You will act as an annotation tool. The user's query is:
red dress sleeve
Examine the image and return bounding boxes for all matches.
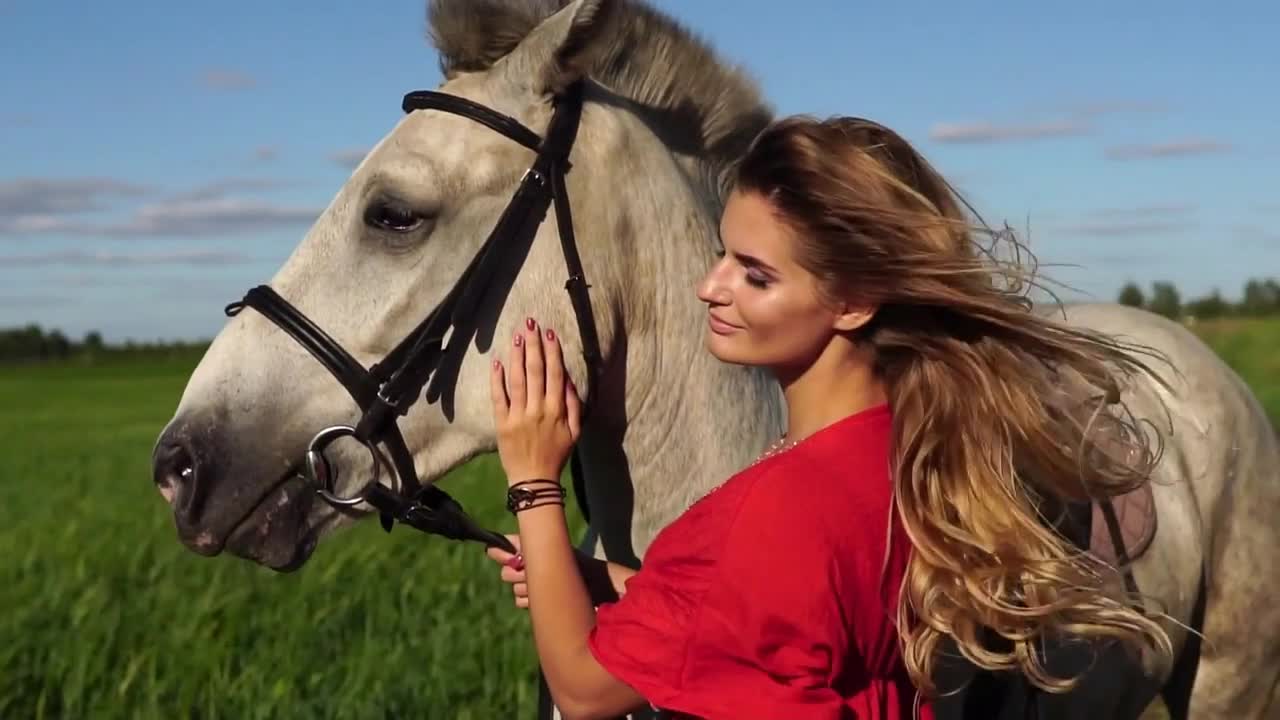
[587,462,864,719]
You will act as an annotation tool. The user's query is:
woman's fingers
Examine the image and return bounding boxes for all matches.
[485,534,529,609]
[543,326,565,418]
[485,535,523,567]
[502,315,574,433]
[506,328,526,414]
[566,377,582,440]
[523,318,545,415]
[489,358,509,422]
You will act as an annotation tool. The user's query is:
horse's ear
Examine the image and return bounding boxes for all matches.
[502,0,618,95]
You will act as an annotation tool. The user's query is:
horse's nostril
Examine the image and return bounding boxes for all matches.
[154,439,197,506]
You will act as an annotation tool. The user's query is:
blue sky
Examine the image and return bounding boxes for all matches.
[2,0,1275,341]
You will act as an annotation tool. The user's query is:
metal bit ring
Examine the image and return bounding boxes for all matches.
[304,425,382,507]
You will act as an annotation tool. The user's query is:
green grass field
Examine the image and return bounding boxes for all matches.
[0,352,586,719]
[1,318,1275,719]
[1187,316,1280,428]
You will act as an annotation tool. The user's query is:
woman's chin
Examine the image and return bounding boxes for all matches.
[704,333,753,366]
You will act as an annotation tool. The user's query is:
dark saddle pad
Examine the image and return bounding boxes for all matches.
[1090,482,1157,570]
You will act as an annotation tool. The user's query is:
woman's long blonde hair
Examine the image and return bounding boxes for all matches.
[732,115,1174,694]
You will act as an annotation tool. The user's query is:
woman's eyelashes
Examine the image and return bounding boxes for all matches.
[745,270,772,289]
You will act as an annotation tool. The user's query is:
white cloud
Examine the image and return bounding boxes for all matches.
[1086,203,1196,218]
[0,249,253,267]
[329,147,369,169]
[1053,220,1193,237]
[0,176,320,237]
[199,69,257,91]
[167,177,295,202]
[115,197,321,236]
[1065,100,1170,116]
[929,120,1090,144]
[1105,139,1232,160]
[0,177,149,217]
[0,113,36,127]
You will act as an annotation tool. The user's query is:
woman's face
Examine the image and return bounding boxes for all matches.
[696,190,844,371]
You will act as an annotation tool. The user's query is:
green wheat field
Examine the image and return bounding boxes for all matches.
[2,318,1276,719]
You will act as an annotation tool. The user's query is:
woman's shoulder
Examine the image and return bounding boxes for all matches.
[756,403,894,502]
[644,404,895,563]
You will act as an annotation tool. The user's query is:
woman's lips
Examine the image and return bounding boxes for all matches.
[708,313,740,335]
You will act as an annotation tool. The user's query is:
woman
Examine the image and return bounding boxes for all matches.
[485,116,1172,719]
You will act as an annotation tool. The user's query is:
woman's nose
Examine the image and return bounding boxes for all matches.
[696,258,731,305]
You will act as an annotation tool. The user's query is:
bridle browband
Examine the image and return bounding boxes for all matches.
[225,81,602,555]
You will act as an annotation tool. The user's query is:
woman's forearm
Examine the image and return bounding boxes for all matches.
[516,505,647,718]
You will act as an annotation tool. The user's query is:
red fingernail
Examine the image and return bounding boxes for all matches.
[505,554,524,570]
[526,317,535,330]
[545,328,555,341]
[493,359,501,370]
[514,333,522,347]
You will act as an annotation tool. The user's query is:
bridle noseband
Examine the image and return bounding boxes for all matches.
[225,81,602,555]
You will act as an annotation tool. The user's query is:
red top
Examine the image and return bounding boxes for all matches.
[587,403,931,720]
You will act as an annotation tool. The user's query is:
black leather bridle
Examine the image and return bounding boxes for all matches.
[225,81,602,556]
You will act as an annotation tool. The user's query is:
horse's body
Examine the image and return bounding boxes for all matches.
[152,1,1279,716]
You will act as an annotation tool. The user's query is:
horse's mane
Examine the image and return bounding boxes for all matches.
[428,0,774,198]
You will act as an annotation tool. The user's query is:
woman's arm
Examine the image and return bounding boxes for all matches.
[489,319,649,719]
[487,537,638,608]
[515,503,650,719]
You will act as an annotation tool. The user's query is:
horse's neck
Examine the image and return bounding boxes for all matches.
[634,339,782,538]
[578,177,785,564]
[580,342,782,565]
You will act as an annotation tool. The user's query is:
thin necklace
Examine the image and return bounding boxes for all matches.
[749,434,799,467]
[691,434,800,506]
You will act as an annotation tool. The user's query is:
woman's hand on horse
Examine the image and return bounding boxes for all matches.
[490,316,582,485]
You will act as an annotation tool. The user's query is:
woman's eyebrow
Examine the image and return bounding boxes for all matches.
[732,251,779,274]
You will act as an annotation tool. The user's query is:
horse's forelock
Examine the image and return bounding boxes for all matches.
[427,0,773,198]
[428,0,567,76]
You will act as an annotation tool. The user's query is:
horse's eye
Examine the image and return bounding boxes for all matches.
[364,202,425,233]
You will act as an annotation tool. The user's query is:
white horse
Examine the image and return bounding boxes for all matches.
[151,1,1280,717]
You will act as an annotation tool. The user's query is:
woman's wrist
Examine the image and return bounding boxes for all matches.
[506,478,566,514]
[506,475,561,489]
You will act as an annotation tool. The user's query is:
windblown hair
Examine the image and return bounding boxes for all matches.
[732,116,1175,695]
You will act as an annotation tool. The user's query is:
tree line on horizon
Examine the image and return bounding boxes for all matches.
[1116,276,1280,322]
[2,276,1277,364]
[0,325,208,365]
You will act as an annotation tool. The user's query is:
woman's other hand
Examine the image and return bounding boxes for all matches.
[486,534,530,609]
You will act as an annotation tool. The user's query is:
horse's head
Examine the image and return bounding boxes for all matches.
[151,0,771,570]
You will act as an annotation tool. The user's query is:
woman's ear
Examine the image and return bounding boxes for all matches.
[833,302,878,333]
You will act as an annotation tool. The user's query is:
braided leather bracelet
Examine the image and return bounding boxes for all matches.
[506,480,566,514]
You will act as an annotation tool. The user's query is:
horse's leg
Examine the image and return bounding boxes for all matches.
[1181,387,1280,718]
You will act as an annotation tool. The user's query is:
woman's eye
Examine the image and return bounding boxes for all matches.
[364,202,425,233]
[746,271,772,289]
